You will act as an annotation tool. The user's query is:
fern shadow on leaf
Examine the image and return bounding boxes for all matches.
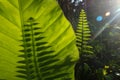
[16,17,57,80]
[16,17,72,80]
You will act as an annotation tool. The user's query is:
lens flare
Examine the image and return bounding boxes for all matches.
[96,16,103,22]
[105,12,110,16]
[93,12,120,40]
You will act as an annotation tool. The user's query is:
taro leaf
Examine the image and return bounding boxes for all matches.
[0,0,79,80]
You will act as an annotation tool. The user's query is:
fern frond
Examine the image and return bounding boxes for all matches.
[16,17,55,80]
[76,9,93,56]
[75,9,95,80]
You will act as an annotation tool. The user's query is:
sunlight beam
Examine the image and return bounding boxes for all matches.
[92,12,120,40]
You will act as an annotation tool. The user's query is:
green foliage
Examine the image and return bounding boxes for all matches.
[75,9,106,80]
[76,9,93,56]
[0,0,79,80]
[92,27,120,80]
[75,9,94,80]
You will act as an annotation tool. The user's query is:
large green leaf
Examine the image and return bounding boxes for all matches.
[0,0,79,80]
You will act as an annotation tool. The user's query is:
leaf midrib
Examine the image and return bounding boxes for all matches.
[18,0,32,79]
[30,21,41,79]
[18,0,43,79]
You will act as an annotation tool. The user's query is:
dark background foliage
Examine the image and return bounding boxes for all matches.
[58,0,120,80]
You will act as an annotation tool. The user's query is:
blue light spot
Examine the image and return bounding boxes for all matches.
[96,16,103,22]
